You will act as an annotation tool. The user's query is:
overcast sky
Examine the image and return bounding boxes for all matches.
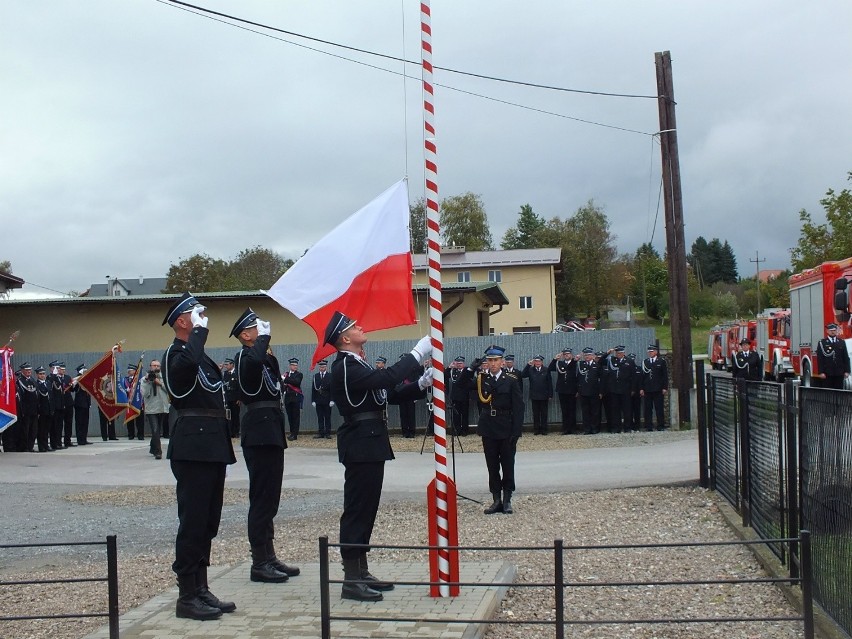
[2,1,850,298]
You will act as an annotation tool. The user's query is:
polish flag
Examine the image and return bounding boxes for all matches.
[266,179,416,367]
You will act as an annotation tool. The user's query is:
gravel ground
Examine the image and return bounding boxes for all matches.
[0,431,806,639]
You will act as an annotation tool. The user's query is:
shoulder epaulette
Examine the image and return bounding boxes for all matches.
[504,371,519,379]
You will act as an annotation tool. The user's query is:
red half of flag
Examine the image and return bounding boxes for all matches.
[77,347,128,421]
[0,347,17,434]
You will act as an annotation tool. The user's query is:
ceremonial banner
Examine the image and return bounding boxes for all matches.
[265,179,416,367]
[0,347,17,434]
[124,355,145,423]
[77,346,128,420]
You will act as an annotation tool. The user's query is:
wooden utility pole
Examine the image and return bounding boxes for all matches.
[750,251,766,313]
[655,51,693,426]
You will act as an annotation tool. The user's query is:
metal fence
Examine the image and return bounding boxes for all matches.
[0,536,119,638]
[705,377,852,638]
[318,535,814,639]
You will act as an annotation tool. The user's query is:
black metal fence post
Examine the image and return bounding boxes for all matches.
[554,539,564,639]
[784,380,799,579]
[707,373,717,490]
[800,530,814,639]
[696,359,709,488]
[106,535,119,639]
[319,536,330,639]
[738,380,751,527]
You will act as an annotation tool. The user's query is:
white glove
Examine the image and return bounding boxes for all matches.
[329,401,335,407]
[190,305,208,328]
[311,401,316,407]
[256,319,271,336]
[411,335,433,363]
[418,367,435,390]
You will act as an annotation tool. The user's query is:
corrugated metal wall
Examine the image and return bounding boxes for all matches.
[13,327,656,436]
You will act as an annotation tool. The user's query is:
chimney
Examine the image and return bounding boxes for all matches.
[139,275,144,285]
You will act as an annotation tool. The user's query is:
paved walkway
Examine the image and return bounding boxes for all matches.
[82,561,516,639]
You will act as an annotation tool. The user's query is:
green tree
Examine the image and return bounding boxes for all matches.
[630,243,669,320]
[689,236,738,286]
[164,254,229,293]
[439,192,493,250]
[409,198,427,253]
[221,246,291,291]
[501,204,546,249]
[0,260,11,273]
[791,172,852,271]
[562,200,618,317]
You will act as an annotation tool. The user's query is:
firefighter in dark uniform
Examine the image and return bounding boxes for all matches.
[448,356,471,436]
[640,344,669,431]
[325,311,433,602]
[577,347,602,434]
[35,366,53,452]
[628,354,642,431]
[601,346,635,433]
[816,322,850,389]
[732,338,762,382]
[222,358,241,438]
[311,359,334,438]
[230,308,300,584]
[457,345,524,514]
[47,361,64,450]
[57,363,76,447]
[162,292,237,621]
[17,364,38,452]
[72,364,91,445]
[549,348,578,434]
[282,358,303,440]
[522,355,553,435]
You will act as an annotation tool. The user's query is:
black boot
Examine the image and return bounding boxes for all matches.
[250,545,289,583]
[266,540,300,577]
[175,573,222,620]
[341,557,383,601]
[196,564,236,613]
[502,490,514,514]
[484,492,503,515]
[358,553,394,591]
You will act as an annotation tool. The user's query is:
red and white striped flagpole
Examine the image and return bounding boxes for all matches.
[421,0,459,598]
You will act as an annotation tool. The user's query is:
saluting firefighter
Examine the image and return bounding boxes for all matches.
[230,308,300,585]
[816,322,851,389]
[602,346,636,434]
[281,358,303,440]
[448,356,471,436]
[549,348,578,435]
[522,354,553,435]
[161,293,237,621]
[458,345,525,515]
[732,338,762,381]
[640,344,669,431]
[325,311,433,602]
[311,359,334,439]
[577,347,602,434]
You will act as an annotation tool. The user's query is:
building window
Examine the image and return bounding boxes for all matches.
[488,270,502,282]
[519,296,533,309]
[457,271,471,283]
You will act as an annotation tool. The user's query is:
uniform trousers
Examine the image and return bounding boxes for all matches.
[643,391,666,430]
[170,460,226,575]
[62,406,74,445]
[99,410,116,440]
[37,414,52,451]
[398,401,416,436]
[50,412,63,449]
[530,399,549,433]
[608,393,632,432]
[315,403,332,435]
[557,393,577,433]
[482,436,516,493]
[451,400,469,435]
[243,445,284,547]
[227,401,241,438]
[22,414,38,451]
[74,406,90,444]
[339,461,385,560]
[285,402,300,437]
[579,395,600,433]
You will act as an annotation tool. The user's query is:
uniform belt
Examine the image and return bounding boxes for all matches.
[245,401,281,411]
[175,409,226,419]
[488,409,513,416]
[345,410,387,423]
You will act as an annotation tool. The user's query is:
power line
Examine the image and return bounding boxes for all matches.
[158,0,660,100]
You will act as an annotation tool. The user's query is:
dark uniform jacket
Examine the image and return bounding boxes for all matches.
[816,336,851,377]
[48,372,63,412]
[223,368,239,403]
[602,355,636,395]
[641,356,669,392]
[731,350,761,381]
[36,378,53,416]
[282,369,303,405]
[17,375,38,416]
[521,364,553,400]
[577,360,602,397]
[311,369,332,405]
[330,351,423,464]
[73,382,91,409]
[458,367,524,439]
[548,358,578,395]
[59,374,74,409]
[163,326,236,465]
[448,367,470,402]
[234,334,287,449]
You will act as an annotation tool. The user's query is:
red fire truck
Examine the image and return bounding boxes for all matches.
[756,308,792,380]
[789,257,852,386]
[707,320,756,371]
